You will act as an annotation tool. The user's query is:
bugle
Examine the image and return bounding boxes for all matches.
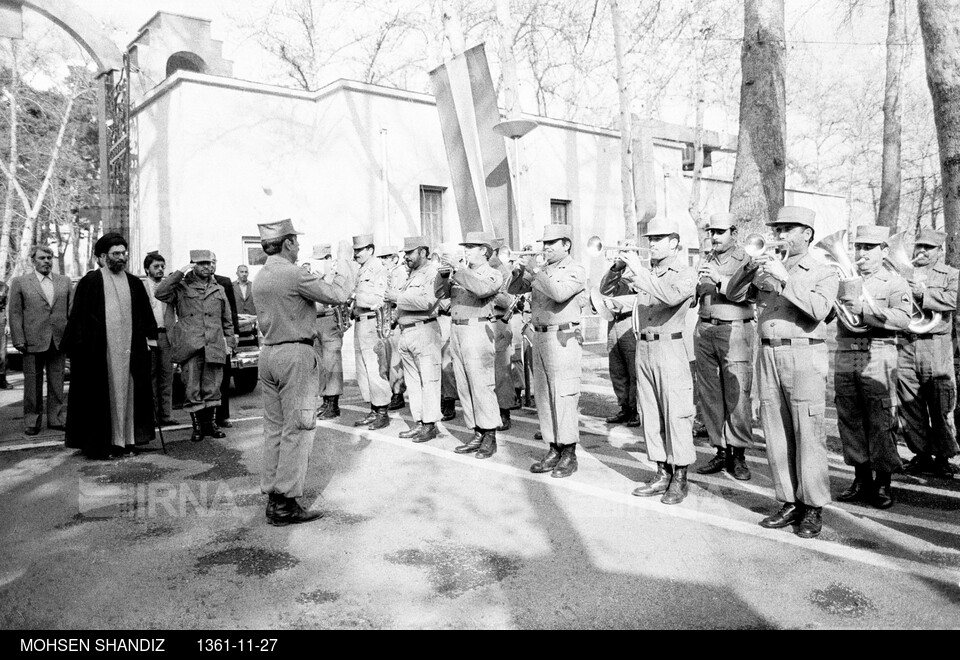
[743,233,790,262]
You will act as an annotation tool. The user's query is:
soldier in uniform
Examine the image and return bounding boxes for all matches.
[598,240,640,428]
[833,224,911,509]
[387,236,441,442]
[253,221,353,526]
[436,231,503,459]
[619,219,697,504]
[351,234,393,430]
[490,238,520,430]
[509,224,587,478]
[693,213,756,481]
[378,245,408,411]
[897,227,960,478]
[727,206,839,539]
[311,244,350,420]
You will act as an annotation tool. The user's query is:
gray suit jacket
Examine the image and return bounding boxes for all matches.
[232,281,257,316]
[9,272,73,352]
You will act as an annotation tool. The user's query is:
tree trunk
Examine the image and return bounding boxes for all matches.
[0,39,19,283]
[878,0,907,228]
[441,0,466,56]
[918,0,960,266]
[729,0,786,234]
[610,0,637,241]
[688,9,708,249]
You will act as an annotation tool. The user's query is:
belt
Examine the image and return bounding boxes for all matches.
[837,337,898,351]
[270,339,314,347]
[699,318,752,326]
[760,338,825,347]
[533,322,580,333]
[399,318,438,330]
[612,311,631,323]
[492,315,510,323]
[900,333,944,342]
[637,332,683,342]
[157,328,166,333]
[356,311,378,320]
[453,317,492,326]
[317,310,336,318]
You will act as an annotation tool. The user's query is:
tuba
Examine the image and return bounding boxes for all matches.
[813,229,876,334]
[884,232,942,334]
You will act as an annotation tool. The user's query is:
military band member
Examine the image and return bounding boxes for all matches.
[897,227,960,478]
[351,234,393,430]
[727,206,839,539]
[379,245,408,411]
[693,213,756,481]
[437,297,458,421]
[311,244,348,420]
[833,224,911,509]
[490,238,519,430]
[619,219,697,504]
[387,237,441,442]
[598,240,640,428]
[436,231,503,459]
[254,221,353,525]
[509,224,587,478]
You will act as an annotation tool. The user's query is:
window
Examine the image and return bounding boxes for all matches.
[550,199,571,225]
[243,236,267,266]
[420,186,445,247]
[687,248,700,267]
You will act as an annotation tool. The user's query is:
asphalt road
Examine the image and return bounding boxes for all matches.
[1,380,959,629]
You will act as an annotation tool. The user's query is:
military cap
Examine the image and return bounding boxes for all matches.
[768,206,815,229]
[460,231,495,248]
[257,219,303,241]
[915,227,946,247]
[541,224,573,242]
[312,244,332,260]
[352,234,375,250]
[376,245,399,258]
[706,212,737,231]
[190,249,215,263]
[853,225,890,245]
[642,218,680,237]
[403,236,429,252]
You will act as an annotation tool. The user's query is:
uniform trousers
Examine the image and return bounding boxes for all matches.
[22,344,66,430]
[694,320,755,449]
[439,316,457,400]
[531,327,582,447]
[314,315,344,396]
[635,337,696,465]
[450,322,500,430]
[181,352,223,413]
[897,334,959,459]
[0,314,8,381]
[494,319,516,409]
[354,317,392,406]
[259,343,319,499]
[835,342,903,473]
[758,342,831,507]
[398,322,442,423]
[150,331,175,420]
[607,317,637,412]
[388,333,405,394]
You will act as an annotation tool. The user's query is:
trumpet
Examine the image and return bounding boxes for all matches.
[498,246,543,260]
[884,231,942,333]
[585,236,649,262]
[743,233,791,262]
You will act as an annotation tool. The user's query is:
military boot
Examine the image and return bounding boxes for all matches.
[268,496,323,527]
[837,465,873,503]
[633,462,672,497]
[697,447,727,475]
[265,492,285,520]
[354,406,378,427]
[550,444,578,478]
[497,409,511,431]
[368,406,390,430]
[795,506,823,539]
[475,430,497,459]
[317,396,330,417]
[730,447,751,481]
[871,471,894,509]
[605,406,633,424]
[661,465,689,505]
[440,398,456,421]
[530,443,562,473]
[412,422,439,444]
[201,408,226,439]
[189,412,204,442]
[455,430,484,454]
[388,392,405,411]
[399,422,423,439]
[319,396,340,420]
[759,503,802,529]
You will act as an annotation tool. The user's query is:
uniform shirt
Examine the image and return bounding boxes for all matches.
[386,264,408,291]
[507,255,586,326]
[836,267,911,340]
[353,258,387,314]
[435,261,503,320]
[697,245,755,321]
[623,254,696,335]
[396,261,439,323]
[254,255,352,346]
[727,250,839,340]
[913,260,958,335]
[599,265,637,317]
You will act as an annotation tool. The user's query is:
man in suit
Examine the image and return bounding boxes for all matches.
[0,279,9,389]
[142,251,178,426]
[8,245,73,435]
[212,256,240,428]
[233,266,257,316]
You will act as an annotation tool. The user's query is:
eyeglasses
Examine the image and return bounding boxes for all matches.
[108,250,128,257]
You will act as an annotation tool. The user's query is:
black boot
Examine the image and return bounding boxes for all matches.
[412,422,439,444]
[730,447,751,481]
[399,421,423,439]
[388,392,405,411]
[633,462,672,497]
[661,465,689,505]
[625,412,641,428]
[497,409,511,431]
[697,447,727,474]
[268,496,323,526]
[354,406,378,427]
[759,502,802,529]
[265,492,285,520]
[837,465,873,503]
[605,406,632,424]
[903,453,935,475]
[368,406,390,430]
[476,430,497,459]
[530,443,562,473]
[319,395,340,420]
[551,444,578,478]
[795,506,823,539]
[441,398,456,421]
[871,471,894,509]
[189,412,204,442]
[455,430,484,454]
[318,396,330,416]
[202,408,226,439]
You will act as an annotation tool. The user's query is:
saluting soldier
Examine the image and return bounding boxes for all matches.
[598,240,640,428]
[351,234,393,430]
[897,227,960,478]
[436,231,503,459]
[311,244,350,420]
[727,206,839,539]
[834,224,911,510]
[378,245,408,411]
[693,213,756,481]
[508,224,587,478]
[253,221,354,525]
[619,219,697,505]
[387,236,441,442]
[490,238,520,430]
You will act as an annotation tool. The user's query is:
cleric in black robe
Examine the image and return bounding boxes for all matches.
[64,233,158,458]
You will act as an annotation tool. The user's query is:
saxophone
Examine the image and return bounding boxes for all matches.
[376,304,395,339]
[333,303,352,333]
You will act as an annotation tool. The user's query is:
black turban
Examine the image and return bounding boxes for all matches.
[94,232,128,257]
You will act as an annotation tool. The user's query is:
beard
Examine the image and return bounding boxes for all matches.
[106,255,127,273]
